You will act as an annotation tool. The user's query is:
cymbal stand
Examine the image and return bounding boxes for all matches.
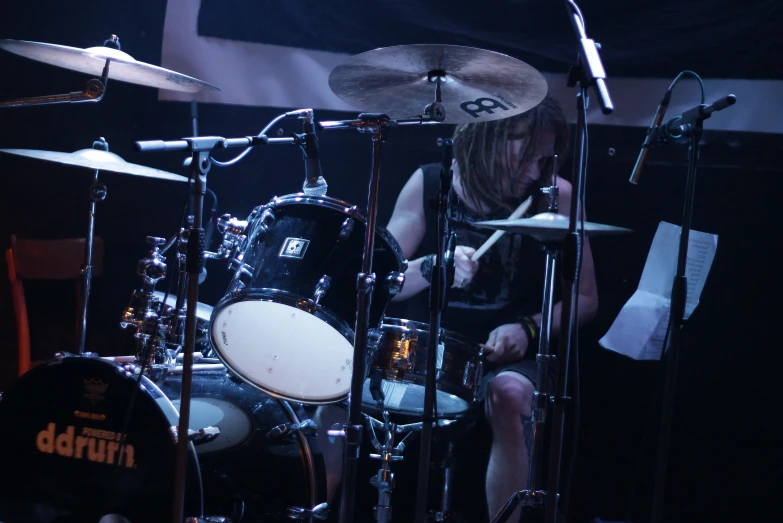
[74,137,109,355]
[0,35,120,108]
[490,179,562,523]
[415,134,454,523]
[317,112,440,523]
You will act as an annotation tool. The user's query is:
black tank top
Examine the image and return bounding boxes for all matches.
[386,163,556,345]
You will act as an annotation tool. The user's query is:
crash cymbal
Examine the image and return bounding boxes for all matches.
[474,212,633,242]
[0,148,188,182]
[0,39,219,93]
[328,44,548,124]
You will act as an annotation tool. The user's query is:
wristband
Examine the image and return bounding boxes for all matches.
[420,254,436,283]
[518,315,540,345]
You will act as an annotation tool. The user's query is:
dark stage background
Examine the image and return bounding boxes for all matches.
[0,2,781,523]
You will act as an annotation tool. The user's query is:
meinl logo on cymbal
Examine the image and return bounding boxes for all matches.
[35,423,136,468]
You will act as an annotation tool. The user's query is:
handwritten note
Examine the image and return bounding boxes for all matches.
[600,221,718,360]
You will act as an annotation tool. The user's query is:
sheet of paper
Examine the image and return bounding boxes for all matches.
[600,221,718,360]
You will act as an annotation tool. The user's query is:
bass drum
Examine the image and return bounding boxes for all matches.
[157,365,328,522]
[0,356,203,523]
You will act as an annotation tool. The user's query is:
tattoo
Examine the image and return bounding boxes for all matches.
[521,413,533,458]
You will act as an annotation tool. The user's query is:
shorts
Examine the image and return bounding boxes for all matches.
[475,359,552,404]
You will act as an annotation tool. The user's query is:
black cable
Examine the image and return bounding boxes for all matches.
[560,89,588,521]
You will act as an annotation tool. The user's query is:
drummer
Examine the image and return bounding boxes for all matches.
[385,94,598,520]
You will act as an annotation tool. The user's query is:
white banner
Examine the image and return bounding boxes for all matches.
[161,0,783,134]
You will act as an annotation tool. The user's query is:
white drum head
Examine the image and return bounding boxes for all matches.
[211,300,355,403]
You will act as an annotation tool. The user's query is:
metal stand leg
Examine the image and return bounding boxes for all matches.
[490,244,560,523]
[76,137,109,355]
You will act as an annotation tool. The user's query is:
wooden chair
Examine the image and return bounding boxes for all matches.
[5,235,104,376]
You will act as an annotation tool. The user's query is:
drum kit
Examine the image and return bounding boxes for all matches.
[0,22,629,523]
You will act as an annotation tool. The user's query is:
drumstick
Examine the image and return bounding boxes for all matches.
[471,196,533,261]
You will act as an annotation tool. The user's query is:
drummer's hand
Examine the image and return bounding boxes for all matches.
[483,323,529,363]
[452,245,478,289]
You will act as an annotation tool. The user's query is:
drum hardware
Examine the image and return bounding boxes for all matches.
[266,418,318,442]
[288,503,330,521]
[120,235,178,373]
[187,426,221,446]
[0,36,219,108]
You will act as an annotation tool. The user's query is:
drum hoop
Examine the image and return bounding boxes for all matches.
[269,193,408,272]
[209,289,356,404]
[380,317,482,352]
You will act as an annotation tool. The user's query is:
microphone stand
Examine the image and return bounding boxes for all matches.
[413,137,454,523]
[134,132,285,523]
[649,96,735,523]
[544,3,613,523]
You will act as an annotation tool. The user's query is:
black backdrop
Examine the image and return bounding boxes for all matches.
[0,2,781,523]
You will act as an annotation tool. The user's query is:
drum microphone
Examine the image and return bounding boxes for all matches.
[300,111,328,196]
[629,89,672,185]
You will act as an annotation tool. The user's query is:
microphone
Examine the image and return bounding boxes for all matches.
[300,114,328,196]
[659,94,737,139]
[629,89,672,185]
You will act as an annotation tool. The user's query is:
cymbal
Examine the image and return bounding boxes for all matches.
[0,148,188,183]
[474,212,633,242]
[328,44,548,124]
[0,39,219,93]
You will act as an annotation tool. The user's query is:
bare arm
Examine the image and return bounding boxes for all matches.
[386,168,430,301]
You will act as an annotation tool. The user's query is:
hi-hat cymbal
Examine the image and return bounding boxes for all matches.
[475,212,633,242]
[328,44,548,124]
[0,39,219,93]
[0,148,187,182]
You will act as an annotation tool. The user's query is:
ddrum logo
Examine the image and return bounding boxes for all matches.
[36,423,136,468]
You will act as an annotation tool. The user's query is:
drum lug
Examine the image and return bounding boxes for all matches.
[313,274,332,304]
[287,502,329,521]
[338,217,355,240]
[266,418,318,441]
[385,271,406,297]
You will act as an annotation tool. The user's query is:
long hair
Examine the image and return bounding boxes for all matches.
[452,95,569,215]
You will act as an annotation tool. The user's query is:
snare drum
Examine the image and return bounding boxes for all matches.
[362,318,484,418]
[210,194,406,404]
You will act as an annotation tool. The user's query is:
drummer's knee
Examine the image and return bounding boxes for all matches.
[486,372,534,430]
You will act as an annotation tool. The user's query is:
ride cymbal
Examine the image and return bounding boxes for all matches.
[0,148,188,182]
[328,44,547,124]
[0,39,219,93]
[474,212,633,242]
